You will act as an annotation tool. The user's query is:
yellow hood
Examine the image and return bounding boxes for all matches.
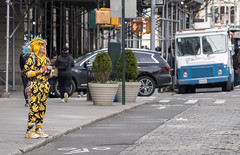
[29,37,47,63]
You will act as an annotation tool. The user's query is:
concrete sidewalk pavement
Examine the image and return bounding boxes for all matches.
[0,86,157,155]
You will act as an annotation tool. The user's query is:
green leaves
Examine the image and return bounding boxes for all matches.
[92,52,112,83]
[116,49,139,82]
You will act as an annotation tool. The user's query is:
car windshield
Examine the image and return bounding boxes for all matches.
[176,37,200,56]
[202,34,226,54]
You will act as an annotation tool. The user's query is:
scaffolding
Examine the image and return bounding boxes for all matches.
[4,0,203,93]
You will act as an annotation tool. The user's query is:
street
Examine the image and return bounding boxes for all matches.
[24,87,240,155]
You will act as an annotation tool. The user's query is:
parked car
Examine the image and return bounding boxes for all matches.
[48,48,172,97]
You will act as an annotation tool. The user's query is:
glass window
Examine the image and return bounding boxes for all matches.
[202,34,226,54]
[220,6,224,21]
[176,37,200,56]
[135,52,156,63]
[230,6,236,23]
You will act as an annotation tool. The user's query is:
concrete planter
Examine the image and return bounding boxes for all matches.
[88,83,119,106]
[117,82,141,102]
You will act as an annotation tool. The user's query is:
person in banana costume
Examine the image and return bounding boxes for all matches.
[23,37,52,139]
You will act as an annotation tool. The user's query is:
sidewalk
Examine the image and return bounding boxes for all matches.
[0,85,157,155]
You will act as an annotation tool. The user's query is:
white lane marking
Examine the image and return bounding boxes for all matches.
[220,92,227,94]
[156,106,167,109]
[185,100,198,104]
[174,94,182,96]
[174,117,188,121]
[63,148,89,154]
[58,148,76,151]
[159,100,170,103]
[137,97,156,100]
[172,104,183,107]
[92,147,111,151]
[213,99,225,104]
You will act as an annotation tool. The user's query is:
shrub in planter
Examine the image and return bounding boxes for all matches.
[90,52,118,106]
[116,49,139,81]
[116,49,140,102]
[92,52,112,83]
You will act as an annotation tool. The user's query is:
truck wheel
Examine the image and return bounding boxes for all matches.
[189,86,196,93]
[178,85,186,94]
[222,75,231,91]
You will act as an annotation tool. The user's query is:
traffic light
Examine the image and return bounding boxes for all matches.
[145,20,151,34]
[132,21,143,33]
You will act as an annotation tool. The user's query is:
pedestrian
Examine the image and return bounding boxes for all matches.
[19,51,29,107]
[50,51,58,66]
[54,46,74,103]
[234,51,240,87]
[23,37,52,139]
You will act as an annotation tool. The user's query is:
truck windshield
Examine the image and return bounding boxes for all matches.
[202,34,226,54]
[176,37,200,56]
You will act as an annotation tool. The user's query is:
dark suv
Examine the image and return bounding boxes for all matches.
[49,48,172,97]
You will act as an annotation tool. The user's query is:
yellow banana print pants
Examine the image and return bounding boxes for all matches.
[27,81,50,130]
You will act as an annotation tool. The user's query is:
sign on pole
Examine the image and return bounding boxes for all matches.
[110,0,136,18]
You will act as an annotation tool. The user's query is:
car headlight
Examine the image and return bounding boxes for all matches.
[183,72,188,78]
[218,69,222,75]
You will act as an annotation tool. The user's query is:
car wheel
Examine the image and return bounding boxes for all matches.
[54,79,76,97]
[137,76,156,96]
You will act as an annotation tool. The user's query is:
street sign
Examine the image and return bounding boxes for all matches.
[155,0,164,5]
[142,0,164,6]
[230,25,240,29]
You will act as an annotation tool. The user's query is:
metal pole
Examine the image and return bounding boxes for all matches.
[6,0,10,93]
[205,4,208,22]
[121,0,125,105]
[212,0,215,23]
[224,1,226,26]
[97,0,100,49]
[161,4,165,55]
[150,0,155,50]
[165,2,169,62]
[12,0,15,90]
[27,0,30,41]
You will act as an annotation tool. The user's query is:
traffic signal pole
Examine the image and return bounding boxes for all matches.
[150,0,155,50]
[122,0,125,105]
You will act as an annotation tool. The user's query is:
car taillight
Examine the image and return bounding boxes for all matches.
[161,66,170,71]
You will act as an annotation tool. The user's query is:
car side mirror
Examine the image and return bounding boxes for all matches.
[83,60,91,68]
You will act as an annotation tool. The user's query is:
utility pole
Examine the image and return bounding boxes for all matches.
[121,0,125,105]
[150,0,155,50]
[212,0,215,23]
[6,0,10,94]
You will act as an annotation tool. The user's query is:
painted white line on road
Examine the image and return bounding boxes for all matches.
[213,99,225,104]
[172,104,183,107]
[63,148,89,154]
[174,94,182,96]
[185,100,198,104]
[220,92,227,94]
[92,147,111,151]
[174,117,188,121]
[156,106,167,109]
[58,148,76,151]
[137,97,156,100]
[159,100,170,103]
[231,95,240,97]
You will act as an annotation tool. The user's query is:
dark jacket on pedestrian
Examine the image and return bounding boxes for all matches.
[54,53,74,73]
[19,53,28,71]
